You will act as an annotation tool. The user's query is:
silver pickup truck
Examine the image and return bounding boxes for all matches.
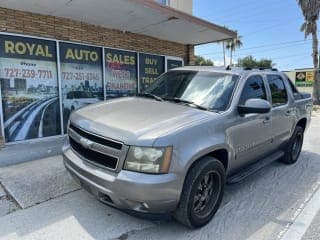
[63,66,312,228]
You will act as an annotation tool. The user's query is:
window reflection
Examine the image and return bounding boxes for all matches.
[146,71,239,111]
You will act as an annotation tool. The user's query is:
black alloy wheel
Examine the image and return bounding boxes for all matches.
[174,157,225,228]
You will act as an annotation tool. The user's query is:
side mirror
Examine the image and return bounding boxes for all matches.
[238,98,271,115]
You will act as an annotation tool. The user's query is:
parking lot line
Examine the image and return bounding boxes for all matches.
[280,180,320,240]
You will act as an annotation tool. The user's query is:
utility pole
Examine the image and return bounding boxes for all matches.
[223,41,226,67]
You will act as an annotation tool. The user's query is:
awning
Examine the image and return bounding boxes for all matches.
[0,0,236,45]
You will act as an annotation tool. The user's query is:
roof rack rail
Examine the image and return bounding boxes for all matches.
[242,67,279,72]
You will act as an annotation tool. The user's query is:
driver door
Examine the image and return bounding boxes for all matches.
[228,74,273,172]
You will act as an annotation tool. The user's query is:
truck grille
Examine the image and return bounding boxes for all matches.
[69,124,122,150]
[68,124,125,171]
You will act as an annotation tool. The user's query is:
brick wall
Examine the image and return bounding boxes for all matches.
[0,7,194,64]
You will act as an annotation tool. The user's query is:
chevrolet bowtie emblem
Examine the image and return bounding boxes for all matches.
[79,138,94,149]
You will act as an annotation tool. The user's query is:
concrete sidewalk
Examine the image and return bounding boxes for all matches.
[0,155,80,209]
[0,136,65,167]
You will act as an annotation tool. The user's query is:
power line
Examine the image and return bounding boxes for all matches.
[196,39,312,56]
[233,42,311,58]
[240,21,299,38]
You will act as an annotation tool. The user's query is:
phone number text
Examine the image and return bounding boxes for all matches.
[4,68,53,79]
[62,72,100,81]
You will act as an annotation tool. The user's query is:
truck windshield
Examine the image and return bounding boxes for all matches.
[144,70,239,111]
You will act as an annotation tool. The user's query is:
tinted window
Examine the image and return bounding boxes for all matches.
[287,77,299,94]
[146,70,239,111]
[239,75,267,105]
[267,75,288,107]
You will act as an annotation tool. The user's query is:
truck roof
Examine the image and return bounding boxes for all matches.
[171,66,280,75]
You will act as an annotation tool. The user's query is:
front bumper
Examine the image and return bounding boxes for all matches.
[63,144,181,213]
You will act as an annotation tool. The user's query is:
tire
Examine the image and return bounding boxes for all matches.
[280,126,304,164]
[174,157,225,228]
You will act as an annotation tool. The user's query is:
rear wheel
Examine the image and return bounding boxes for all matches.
[174,157,225,228]
[280,126,304,164]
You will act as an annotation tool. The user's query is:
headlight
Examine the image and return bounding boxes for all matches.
[124,146,172,174]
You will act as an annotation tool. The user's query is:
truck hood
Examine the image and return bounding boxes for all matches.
[70,97,212,146]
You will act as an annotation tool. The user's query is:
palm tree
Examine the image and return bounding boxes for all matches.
[216,39,227,66]
[297,0,320,104]
[226,34,243,66]
[222,41,226,66]
[217,26,231,67]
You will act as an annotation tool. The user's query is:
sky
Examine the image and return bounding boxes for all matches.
[193,0,315,71]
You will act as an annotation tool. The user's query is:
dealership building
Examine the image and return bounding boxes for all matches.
[0,0,235,146]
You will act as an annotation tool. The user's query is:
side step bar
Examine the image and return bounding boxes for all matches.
[227,150,284,184]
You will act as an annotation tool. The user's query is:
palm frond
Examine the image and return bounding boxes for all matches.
[298,0,320,38]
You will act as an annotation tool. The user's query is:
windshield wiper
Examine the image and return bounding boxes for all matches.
[163,97,211,111]
[137,93,163,101]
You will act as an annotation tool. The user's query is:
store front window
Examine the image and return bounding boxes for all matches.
[105,48,137,99]
[0,35,61,142]
[139,53,165,92]
[0,33,183,144]
[59,42,104,133]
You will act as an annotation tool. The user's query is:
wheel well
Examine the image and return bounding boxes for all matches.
[187,149,229,175]
[207,149,229,171]
[297,118,307,131]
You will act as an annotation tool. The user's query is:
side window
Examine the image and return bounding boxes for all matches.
[267,75,288,107]
[239,75,267,105]
[286,76,299,94]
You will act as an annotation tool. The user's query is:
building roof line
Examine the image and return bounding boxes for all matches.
[129,0,237,41]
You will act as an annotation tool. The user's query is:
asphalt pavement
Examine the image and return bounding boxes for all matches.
[0,111,319,240]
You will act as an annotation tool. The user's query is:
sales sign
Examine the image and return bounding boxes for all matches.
[0,35,60,142]
[59,42,103,132]
[306,71,314,82]
[139,53,164,92]
[295,71,313,87]
[105,48,137,98]
[295,72,306,82]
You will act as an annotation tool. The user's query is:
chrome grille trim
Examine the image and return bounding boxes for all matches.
[68,124,128,172]
[69,124,123,150]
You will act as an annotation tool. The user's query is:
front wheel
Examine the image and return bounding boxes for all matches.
[174,157,225,228]
[280,126,304,164]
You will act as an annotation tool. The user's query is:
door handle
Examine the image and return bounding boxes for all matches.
[285,108,297,116]
[263,116,271,124]
[285,110,291,116]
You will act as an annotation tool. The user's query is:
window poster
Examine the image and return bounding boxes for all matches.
[59,42,103,132]
[0,86,3,146]
[0,35,61,142]
[105,48,137,98]
[167,58,183,71]
[139,53,164,92]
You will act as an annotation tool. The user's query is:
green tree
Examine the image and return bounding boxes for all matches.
[237,55,273,68]
[195,55,214,66]
[297,0,320,105]
[226,33,243,66]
